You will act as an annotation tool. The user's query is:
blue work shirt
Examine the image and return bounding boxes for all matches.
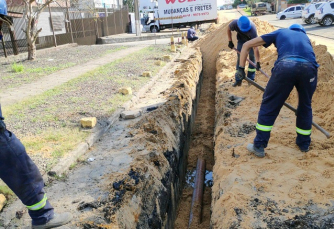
[261,29,319,67]
[0,0,7,15]
[229,19,258,43]
[187,28,196,39]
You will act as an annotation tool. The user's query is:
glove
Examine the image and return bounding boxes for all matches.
[256,62,261,71]
[236,67,245,81]
[228,41,234,49]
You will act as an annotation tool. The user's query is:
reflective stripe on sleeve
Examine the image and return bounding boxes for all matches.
[248,68,256,72]
[27,194,47,211]
[256,123,273,132]
[296,127,312,135]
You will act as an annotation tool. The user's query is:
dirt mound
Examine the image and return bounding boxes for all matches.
[212,18,334,228]
[313,44,334,82]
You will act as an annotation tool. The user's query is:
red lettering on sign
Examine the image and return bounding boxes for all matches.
[165,0,195,4]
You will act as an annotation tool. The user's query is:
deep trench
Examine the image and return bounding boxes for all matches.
[174,49,217,228]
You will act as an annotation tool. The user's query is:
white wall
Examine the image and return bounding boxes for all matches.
[37,11,66,37]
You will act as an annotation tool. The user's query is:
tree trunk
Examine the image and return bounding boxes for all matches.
[27,41,36,60]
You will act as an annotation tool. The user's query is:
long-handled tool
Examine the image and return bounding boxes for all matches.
[232,48,331,138]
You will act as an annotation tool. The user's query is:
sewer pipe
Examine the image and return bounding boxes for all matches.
[188,158,206,228]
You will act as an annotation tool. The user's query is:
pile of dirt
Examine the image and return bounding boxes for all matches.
[212,18,334,228]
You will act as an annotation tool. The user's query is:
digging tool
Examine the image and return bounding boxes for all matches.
[232,48,331,138]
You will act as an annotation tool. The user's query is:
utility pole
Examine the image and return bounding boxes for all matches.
[134,0,141,36]
[277,0,281,12]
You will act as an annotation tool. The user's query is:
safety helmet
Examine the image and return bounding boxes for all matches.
[289,24,306,34]
[237,16,251,32]
[0,0,7,15]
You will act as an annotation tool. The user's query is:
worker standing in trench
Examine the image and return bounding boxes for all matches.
[235,24,319,158]
[0,104,72,228]
[227,16,261,87]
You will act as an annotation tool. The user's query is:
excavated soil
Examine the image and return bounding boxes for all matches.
[210,18,334,228]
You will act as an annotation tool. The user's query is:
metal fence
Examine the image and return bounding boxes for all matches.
[0,5,129,58]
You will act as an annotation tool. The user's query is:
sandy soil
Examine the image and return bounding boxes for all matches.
[210,17,334,228]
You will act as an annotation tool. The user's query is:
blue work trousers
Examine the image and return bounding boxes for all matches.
[235,41,256,82]
[254,60,317,149]
[0,130,54,225]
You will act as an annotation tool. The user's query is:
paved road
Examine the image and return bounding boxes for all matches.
[256,14,334,40]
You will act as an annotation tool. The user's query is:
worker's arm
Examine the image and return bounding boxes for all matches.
[253,46,261,70]
[227,26,234,49]
[239,37,266,68]
[253,47,260,63]
[227,26,232,41]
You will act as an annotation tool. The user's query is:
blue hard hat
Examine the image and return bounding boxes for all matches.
[237,16,251,32]
[0,0,7,15]
[289,24,306,34]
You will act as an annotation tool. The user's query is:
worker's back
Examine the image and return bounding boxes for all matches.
[263,28,317,66]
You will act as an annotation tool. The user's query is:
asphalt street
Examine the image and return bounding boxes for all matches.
[256,13,334,40]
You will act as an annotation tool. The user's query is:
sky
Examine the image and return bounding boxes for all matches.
[217,0,234,6]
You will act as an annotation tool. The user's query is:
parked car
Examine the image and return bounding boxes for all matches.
[238,4,247,9]
[276,5,305,20]
[220,5,226,10]
[315,1,334,26]
[302,2,324,24]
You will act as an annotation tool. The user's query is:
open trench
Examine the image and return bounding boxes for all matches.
[174,42,217,228]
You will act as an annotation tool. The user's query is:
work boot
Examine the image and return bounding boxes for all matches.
[298,145,310,152]
[296,139,310,152]
[232,81,242,87]
[247,143,265,158]
[32,212,72,229]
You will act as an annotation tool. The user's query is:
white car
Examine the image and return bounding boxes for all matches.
[302,2,324,24]
[315,1,334,26]
[276,5,305,20]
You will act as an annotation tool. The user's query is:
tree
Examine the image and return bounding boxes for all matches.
[233,0,244,8]
[23,0,55,60]
[123,0,134,12]
[288,0,308,3]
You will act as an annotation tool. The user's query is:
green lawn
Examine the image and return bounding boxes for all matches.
[243,8,251,16]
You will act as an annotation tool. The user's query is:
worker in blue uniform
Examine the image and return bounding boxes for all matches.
[187,26,198,42]
[0,105,72,228]
[236,24,318,158]
[227,16,261,87]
